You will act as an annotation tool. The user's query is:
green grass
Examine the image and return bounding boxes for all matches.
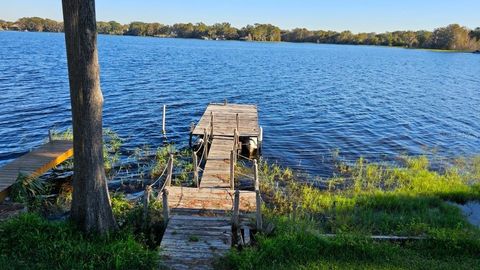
[111,194,166,249]
[222,155,480,269]
[0,213,158,270]
[0,194,165,269]
[222,220,480,270]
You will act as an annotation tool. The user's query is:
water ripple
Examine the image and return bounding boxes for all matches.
[1,32,480,176]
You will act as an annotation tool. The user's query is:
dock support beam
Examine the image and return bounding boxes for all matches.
[203,128,209,160]
[48,129,53,142]
[162,104,166,135]
[236,113,239,132]
[232,189,240,229]
[166,154,173,187]
[193,152,198,188]
[230,150,235,190]
[210,112,214,136]
[143,185,151,225]
[162,189,169,226]
[254,159,262,231]
[233,128,239,164]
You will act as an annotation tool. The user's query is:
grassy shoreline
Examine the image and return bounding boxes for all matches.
[223,156,480,269]
[1,142,479,269]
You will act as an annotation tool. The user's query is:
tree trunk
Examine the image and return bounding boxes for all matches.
[62,0,117,233]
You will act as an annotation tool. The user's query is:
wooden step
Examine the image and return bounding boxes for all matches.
[166,187,256,212]
[160,215,232,270]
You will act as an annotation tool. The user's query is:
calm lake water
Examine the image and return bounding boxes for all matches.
[1,31,479,176]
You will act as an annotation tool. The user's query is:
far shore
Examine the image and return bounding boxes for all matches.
[1,29,478,54]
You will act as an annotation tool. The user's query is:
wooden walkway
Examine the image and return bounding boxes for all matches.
[160,103,261,270]
[201,136,233,189]
[0,140,73,201]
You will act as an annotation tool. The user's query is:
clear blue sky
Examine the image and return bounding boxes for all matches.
[1,0,479,33]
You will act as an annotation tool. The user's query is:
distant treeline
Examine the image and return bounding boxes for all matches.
[2,17,480,51]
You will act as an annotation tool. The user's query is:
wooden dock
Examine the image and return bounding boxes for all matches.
[192,103,260,137]
[160,103,262,270]
[0,140,73,201]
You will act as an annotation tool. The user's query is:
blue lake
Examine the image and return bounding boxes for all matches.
[1,31,479,176]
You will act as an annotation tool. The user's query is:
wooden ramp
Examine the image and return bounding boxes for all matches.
[160,103,260,270]
[0,140,73,201]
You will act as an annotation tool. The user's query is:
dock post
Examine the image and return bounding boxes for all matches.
[259,126,263,152]
[48,129,53,142]
[162,189,169,225]
[193,152,198,188]
[232,189,240,229]
[166,154,173,187]
[254,159,262,231]
[210,112,214,136]
[189,122,195,148]
[254,159,259,191]
[233,128,238,164]
[203,128,208,159]
[236,113,239,132]
[162,104,166,135]
[143,185,151,224]
[190,122,195,133]
[230,150,235,190]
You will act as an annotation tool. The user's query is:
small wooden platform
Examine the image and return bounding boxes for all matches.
[0,140,73,201]
[192,104,260,137]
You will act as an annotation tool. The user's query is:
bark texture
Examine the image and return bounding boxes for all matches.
[62,0,117,233]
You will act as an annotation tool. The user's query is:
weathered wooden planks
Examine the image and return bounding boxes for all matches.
[160,103,260,269]
[160,215,232,270]
[192,104,259,137]
[167,187,257,213]
[0,140,73,201]
[200,137,234,189]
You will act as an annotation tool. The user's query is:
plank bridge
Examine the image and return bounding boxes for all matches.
[158,103,263,270]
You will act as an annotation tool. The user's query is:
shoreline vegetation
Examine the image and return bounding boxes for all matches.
[1,129,479,269]
[1,17,480,52]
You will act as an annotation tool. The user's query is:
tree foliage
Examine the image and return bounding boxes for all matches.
[2,17,479,50]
